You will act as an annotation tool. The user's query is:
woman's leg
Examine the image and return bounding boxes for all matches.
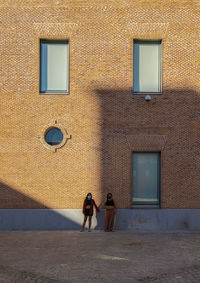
[107,210,113,231]
[109,210,115,231]
[104,210,109,231]
[88,216,92,231]
[81,216,88,231]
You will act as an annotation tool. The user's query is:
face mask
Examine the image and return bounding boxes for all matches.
[108,196,112,199]
[87,195,91,199]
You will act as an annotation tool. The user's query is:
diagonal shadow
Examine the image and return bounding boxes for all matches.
[95,87,200,212]
[0,181,82,230]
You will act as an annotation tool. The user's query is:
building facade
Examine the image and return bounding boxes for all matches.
[0,0,200,230]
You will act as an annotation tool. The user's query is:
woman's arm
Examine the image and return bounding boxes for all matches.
[113,199,118,210]
[98,200,105,210]
[93,200,100,212]
[82,200,86,214]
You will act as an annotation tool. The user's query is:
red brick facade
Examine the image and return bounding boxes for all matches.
[0,0,200,209]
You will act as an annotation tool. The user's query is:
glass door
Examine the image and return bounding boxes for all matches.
[132,152,160,205]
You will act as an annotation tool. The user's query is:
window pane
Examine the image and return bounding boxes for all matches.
[41,41,69,92]
[133,41,161,93]
[45,128,63,145]
[132,153,160,204]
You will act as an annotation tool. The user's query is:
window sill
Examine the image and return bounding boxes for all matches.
[132,92,162,95]
[39,92,69,95]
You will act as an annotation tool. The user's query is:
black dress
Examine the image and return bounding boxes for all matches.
[84,199,92,216]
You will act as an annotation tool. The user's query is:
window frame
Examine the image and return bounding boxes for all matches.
[131,151,161,207]
[133,39,163,95]
[39,39,70,95]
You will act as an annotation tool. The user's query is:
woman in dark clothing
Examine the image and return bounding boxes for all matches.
[81,193,100,232]
[103,193,117,232]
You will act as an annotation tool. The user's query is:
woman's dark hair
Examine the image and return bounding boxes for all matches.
[107,193,112,199]
[86,193,92,200]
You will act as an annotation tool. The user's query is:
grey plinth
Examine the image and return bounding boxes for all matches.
[0,209,199,231]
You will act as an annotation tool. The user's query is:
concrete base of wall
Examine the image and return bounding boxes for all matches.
[0,209,199,231]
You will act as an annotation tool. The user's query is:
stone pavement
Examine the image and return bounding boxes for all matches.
[0,231,199,283]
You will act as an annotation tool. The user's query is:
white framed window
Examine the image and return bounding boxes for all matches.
[40,39,69,93]
[133,39,162,93]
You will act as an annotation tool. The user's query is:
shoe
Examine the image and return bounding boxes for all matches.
[88,229,91,232]
[80,229,84,232]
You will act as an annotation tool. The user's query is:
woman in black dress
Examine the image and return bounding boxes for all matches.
[81,193,99,232]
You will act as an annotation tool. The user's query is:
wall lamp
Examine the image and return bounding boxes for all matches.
[145,95,151,102]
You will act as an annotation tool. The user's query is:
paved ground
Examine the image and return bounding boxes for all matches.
[0,231,199,283]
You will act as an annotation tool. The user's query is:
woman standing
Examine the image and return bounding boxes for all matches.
[103,193,117,232]
[81,193,99,232]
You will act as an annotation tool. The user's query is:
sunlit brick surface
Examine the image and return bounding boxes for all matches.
[0,0,200,208]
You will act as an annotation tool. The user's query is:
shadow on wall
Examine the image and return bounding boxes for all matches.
[96,87,200,209]
[1,88,200,230]
[0,181,84,230]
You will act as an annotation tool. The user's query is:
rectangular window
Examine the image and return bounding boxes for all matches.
[132,152,161,205]
[40,39,69,93]
[133,39,162,93]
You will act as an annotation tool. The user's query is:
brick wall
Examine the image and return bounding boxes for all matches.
[0,0,200,209]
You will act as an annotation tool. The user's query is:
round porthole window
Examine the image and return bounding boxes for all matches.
[45,127,63,146]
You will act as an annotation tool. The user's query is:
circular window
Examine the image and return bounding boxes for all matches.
[45,127,63,146]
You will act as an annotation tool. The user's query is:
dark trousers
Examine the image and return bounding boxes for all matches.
[104,209,115,231]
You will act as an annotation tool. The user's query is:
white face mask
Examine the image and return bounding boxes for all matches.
[87,195,91,199]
